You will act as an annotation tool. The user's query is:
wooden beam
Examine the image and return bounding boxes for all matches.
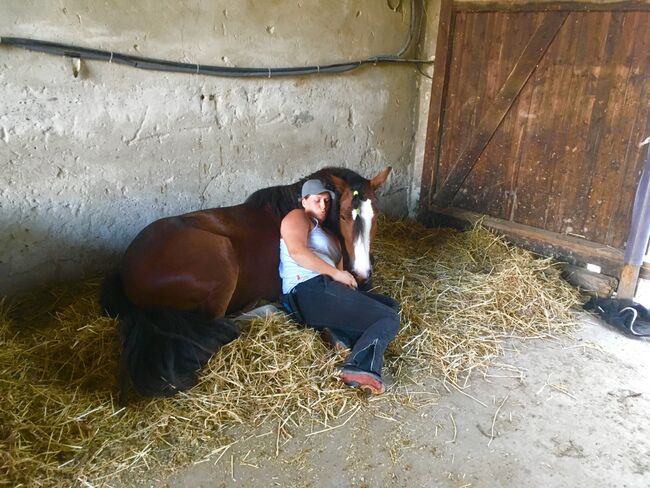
[419,0,455,217]
[617,264,641,299]
[456,1,650,13]
[432,11,569,205]
[616,144,650,299]
[426,205,650,280]
[560,264,618,298]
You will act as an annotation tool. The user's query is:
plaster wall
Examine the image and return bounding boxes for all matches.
[409,0,439,214]
[0,0,424,295]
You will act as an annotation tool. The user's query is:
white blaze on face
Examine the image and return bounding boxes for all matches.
[352,198,374,280]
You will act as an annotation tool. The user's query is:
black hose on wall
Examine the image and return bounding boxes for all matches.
[0,0,428,78]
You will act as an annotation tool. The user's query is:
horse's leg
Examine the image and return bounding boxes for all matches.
[197,235,242,349]
[200,236,239,318]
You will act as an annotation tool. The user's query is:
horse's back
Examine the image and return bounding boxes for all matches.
[120,203,281,315]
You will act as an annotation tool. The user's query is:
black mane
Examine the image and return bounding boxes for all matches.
[245,182,303,220]
[316,167,369,192]
[244,167,370,222]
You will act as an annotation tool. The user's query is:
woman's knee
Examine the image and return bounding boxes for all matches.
[378,309,400,338]
[389,313,401,335]
[365,291,401,313]
[386,296,400,313]
[378,294,400,313]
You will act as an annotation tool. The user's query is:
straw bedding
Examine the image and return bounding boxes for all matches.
[0,219,581,486]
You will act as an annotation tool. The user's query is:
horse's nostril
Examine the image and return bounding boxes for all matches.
[357,274,374,292]
[354,269,372,283]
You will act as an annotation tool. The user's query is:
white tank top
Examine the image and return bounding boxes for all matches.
[279,218,341,294]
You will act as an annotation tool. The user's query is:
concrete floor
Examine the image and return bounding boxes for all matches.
[143,312,649,488]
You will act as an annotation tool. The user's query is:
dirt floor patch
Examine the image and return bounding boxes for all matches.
[155,316,650,488]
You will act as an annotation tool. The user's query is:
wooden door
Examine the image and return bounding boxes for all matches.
[420,0,650,281]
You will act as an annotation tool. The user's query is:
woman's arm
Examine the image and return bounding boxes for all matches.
[281,209,357,288]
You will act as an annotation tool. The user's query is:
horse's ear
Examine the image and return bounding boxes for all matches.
[329,175,349,196]
[370,167,392,190]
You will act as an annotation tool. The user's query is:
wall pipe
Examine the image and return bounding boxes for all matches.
[0,1,428,79]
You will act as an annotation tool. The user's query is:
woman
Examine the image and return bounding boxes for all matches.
[279,179,400,394]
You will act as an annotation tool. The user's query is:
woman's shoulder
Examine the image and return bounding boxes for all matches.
[286,208,306,218]
[283,208,308,223]
[281,209,311,231]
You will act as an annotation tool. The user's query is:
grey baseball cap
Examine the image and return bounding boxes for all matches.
[301,179,335,199]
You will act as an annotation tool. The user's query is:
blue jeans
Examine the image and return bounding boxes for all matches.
[289,275,400,377]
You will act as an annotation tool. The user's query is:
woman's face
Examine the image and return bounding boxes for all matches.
[301,192,331,222]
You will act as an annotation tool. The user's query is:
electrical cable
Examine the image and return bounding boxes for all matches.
[0,0,429,79]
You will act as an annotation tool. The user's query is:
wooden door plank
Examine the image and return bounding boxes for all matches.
[608,80,650,248]
[445,11,496,206]
[585,12,645,245]
[572,12,625,237]
[606,13,650,247]
[538,14,581,231]
[434,16,481,199]
[430,11,472,188]
[510,34,558,228]
[419,0,455,215]
[432,11,569,205]
[467,13,491,140]
[451,12,544,215]
[487,13,544,220]
[472,11,519,219]
[542,12,595,236]
[504,11,561,228]
[519,12,618,231]
[519,13,576,228]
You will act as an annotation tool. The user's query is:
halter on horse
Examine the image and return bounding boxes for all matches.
[101,166,391,397]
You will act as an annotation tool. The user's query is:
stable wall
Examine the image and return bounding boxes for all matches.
[0,0,428,295]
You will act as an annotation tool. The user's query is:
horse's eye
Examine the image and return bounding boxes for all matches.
[340,210,353,222]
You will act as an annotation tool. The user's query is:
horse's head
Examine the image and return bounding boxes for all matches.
[329,167,392,285]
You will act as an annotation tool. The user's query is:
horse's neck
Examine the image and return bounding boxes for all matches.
[262,204,284,229]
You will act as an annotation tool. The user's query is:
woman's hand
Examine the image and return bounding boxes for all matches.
[333,269,358,289]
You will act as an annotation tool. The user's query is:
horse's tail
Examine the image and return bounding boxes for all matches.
[100,271,133,318]
[100,271,240,397]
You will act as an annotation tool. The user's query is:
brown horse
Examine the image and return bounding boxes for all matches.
[101,166,391,397]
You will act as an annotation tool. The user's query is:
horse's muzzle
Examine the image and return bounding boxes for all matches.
[355,269,373,290]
